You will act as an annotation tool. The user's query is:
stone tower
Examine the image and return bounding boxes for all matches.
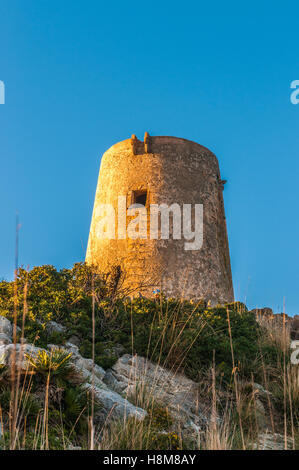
[86,134,234,304]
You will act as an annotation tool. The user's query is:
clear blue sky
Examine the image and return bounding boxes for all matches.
[1,1,298,315]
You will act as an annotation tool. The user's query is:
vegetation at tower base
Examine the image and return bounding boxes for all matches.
[0,263,298,450]
[0,264,262,380]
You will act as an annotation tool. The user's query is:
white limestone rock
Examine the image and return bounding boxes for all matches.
[1,343,45,371]
[0,333,12,346]
[253,432,293,450]
[45,321,67,336]
[0,316,13,338]
[83,382,147,421]
[104,354,208,431]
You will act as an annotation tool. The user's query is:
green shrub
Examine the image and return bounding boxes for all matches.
[25,349,72,378]
[106,298,261,382]
[0,264,272,383]
[148,404,173,431]
[150,431,182,450]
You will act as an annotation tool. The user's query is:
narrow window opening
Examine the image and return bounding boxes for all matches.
[133,190,147,206]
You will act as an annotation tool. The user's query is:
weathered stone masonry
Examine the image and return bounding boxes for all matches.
[86,134,234,304]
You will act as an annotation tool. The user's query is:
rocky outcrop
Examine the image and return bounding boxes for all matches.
[104,354,208,436]
[252,308,299,340]
[0,316,146,423]
[83,382,146,421]
[45,320,67,337]
[251,307,274,317]
[0,332,12,346]
[0,317,23,346]
[2,343,45,370]
[2,316,294,450]
[253,432,293,450]
[251,383,273,430]
[0,317,207,437]
[0,316,46,370]
[291,316,299,340]
[0,317,13,346]
[0,316,210,439]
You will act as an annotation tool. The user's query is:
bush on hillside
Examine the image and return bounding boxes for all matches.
[0,263,276,382]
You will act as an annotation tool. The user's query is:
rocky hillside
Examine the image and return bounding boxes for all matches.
[0,263,298,450]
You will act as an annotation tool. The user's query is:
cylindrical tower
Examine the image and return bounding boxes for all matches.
[86,134,234,304]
